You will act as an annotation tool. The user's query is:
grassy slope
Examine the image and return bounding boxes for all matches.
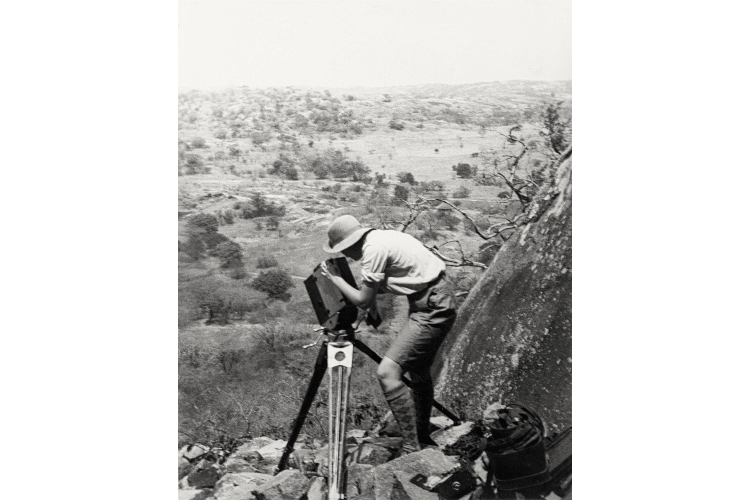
[178,81,571,446]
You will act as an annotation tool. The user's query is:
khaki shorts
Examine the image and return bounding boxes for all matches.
[385,274,457,373]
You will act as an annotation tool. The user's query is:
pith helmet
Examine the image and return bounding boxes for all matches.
[323,215,371,253]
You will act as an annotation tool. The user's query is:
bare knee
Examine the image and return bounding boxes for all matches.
[377,357,403,391]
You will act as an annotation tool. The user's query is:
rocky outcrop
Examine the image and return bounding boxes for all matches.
[434,149,572,431]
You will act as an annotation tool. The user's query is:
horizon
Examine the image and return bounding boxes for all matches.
[179,0,572,91]
[177,78,573,94]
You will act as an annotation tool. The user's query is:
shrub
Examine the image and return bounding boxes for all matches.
[393,185,409,202]
[202,232,230,249]
[239,192,286,219]
[229,266,247,280]
[256,254,279,269]
[397,172,416,185]
[266,217,280,231]
[189,213,219,233]
[229,146,242,157]
[452,163,474,179]
[183,153,207,175]
[389,119,405,131]
[179,233,205,260]
[252,268,295,301]
[215,129,228,140]
[452,185,471,198]
[210,241,243,268]
[191,137,207,149]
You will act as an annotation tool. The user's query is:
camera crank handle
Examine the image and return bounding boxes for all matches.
[303,331,325,349]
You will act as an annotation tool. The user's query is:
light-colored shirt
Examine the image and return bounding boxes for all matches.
[360,230,445,295]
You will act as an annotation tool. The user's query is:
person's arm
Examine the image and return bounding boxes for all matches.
[320,261,378,308]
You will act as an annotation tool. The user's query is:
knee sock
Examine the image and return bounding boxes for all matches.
[412,381,436,446]
[383,383,420,454]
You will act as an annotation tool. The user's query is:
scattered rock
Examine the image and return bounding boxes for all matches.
[213,472,273,500]
[346,463,375,497]
[224,457,257,474]
[232,438,275,460]
[179,457,192,480]
[346,429,368,444]
[369,449,460,500]
[362,436,403,451]
[254,469,310,500]
[187,459,221,489]
[355,444,392,466]
[306,476,328,500]
[429,416,454,431]
[180,443,210,461]
[431,422,476,449]
[392,471,439,500]
[377,412,402,437]
[256,439,288,461]
[178,489,212,500]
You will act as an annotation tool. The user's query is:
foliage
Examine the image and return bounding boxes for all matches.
[266,216,280,230]
[256,254,279,269]
[453,163,475,179]
[252,268,295,301]
[189,213,219,233]
[452,185,471,198]
[388,119,405,131]
[540,101,572,155]
[238,192,286,219]
[191,137,207,149]
[182,153,208,175]
[397,172,417,185]
[214,129,228,140]
[210,241,243,268]
[179,233,205,260]
[202,232,230,250]
[393,185,409,202]
[304,148,370,182]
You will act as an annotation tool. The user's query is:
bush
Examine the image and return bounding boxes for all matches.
[256,254,279,269]
[393,185,409,202]
[191,137,207,149]
[389,119,405,131]
[189,213,219,233]
[210,241,243,268]
[238,192,286,219]
[252,268,295,301]
[267,216,280,230]
[229,266,247,280]
[215,129,228,140]
[453,163,474,179]
[452,185,471,198]
[183,153,207,175]
[397,172,417,185]
[179,233,205,260]
[202,232,230,249]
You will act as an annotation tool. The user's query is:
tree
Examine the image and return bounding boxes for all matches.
[453,163,474,179]
[252,268,295,301]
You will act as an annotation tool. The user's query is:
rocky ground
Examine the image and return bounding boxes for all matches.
[178,405,571,500]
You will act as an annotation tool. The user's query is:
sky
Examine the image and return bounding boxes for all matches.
[178,0,571,90]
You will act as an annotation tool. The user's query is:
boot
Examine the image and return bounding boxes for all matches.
[413,384,437,448]
[383,384,420,455]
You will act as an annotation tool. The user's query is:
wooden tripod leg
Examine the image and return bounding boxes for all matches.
[327,342,353,500]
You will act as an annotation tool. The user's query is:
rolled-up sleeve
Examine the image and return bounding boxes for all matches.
[361,244,387,284]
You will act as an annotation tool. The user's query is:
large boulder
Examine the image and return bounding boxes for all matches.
[231,438,275,461]
[434,149,572,432]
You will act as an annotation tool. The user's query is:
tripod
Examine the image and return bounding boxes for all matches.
[275,325,461,500]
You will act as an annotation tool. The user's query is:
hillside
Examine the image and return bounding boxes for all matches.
[177,80,572,452]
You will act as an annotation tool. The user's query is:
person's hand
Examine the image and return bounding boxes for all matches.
[320,260,342,280]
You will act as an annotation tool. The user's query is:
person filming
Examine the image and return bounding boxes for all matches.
[320,215,457,455]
